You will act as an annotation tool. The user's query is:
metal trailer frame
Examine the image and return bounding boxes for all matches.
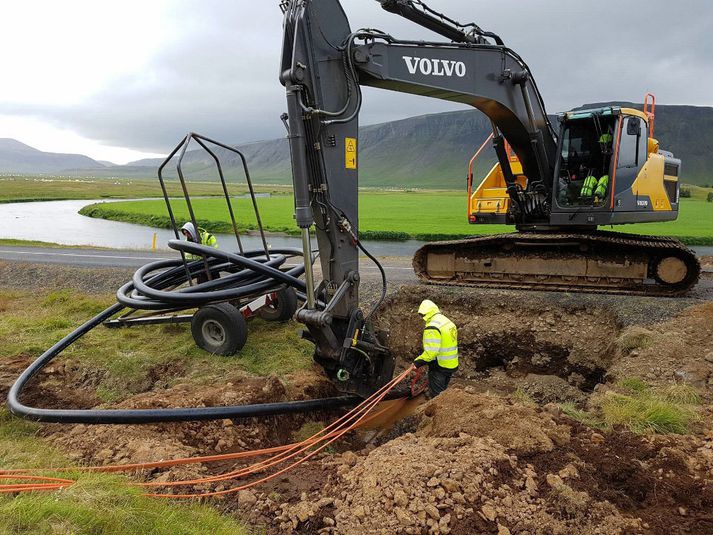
[103,132,296,345]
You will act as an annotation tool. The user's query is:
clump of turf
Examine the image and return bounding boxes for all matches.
[615,327,655,353]
[559,378,701,435]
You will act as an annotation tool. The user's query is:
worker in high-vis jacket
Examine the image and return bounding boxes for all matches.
[413,299,458,397]
[180,222,218,260]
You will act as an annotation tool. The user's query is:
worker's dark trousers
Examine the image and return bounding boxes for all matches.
[428,363,457,397]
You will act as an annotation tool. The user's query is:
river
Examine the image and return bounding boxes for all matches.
[1,199,711,257]
[0,199,428,257]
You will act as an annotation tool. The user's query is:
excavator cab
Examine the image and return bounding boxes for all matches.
[555,108,618,209]
[549,99,681,227]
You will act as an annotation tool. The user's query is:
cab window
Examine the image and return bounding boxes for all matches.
[617,117,647,169]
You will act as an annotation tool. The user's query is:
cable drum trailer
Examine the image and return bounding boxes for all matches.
[104,132,302,356]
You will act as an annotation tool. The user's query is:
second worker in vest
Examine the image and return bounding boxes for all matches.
[180,222,218,260]
[413,299,459,397]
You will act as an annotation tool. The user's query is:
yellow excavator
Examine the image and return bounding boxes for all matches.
[282,0,699,304]
[415,92,699,295]
[278,0,700,395]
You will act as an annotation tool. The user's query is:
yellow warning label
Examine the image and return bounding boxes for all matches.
[345,137,357,169]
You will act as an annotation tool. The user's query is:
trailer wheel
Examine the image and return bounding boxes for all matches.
[191,303,247,355]
[258,288,298,321]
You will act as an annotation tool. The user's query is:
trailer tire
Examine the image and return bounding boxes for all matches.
[191,303,247,356]
[258,287,298,322]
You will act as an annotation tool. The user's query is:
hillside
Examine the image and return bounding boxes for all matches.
[120,103,712,187]
[578,102,713,186]
[0,138,105,174]
[2,103,712,186]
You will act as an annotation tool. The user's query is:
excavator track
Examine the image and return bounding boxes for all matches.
[413,231,701,297]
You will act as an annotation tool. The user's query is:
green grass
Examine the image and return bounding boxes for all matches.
[558,401,606,429]
[0,411,247,535]
[0,176,292,203]
[0,286,318,533]
[0,288,314,402]
[0,238,100,249]
[559,378,701,435]
[511,387,537,407]
[79,190,713,244]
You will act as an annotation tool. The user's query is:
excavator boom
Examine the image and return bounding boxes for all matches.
[279,0,700,397]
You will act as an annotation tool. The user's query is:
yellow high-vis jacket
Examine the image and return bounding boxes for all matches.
[187,228,218,260]
[415,311,459,370]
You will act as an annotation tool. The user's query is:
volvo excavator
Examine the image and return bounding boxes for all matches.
[279,0,701,397]
[6,0,702,427]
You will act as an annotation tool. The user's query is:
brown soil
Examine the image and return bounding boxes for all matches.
[44,372,342,479]
[0,353,101,410]
[3,267,713,534]
[375,286,617,403]
[257,389,713,535]
[607,302,713,405]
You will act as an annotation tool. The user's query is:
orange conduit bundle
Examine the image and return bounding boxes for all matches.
[144,366,414,498]
[0,474,76,494]
[0,366,414,497]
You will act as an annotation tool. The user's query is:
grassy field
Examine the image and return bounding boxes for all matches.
[0,413,248,535]
[0,289,314,403]
[0,176,291,203]
[80,188,713,245]
[0,287,317,533]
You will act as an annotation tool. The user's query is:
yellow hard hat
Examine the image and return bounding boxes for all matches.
[417,299,439,316]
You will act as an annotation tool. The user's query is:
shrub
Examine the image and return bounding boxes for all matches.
[680,187,692,198]
[707,192,713,203]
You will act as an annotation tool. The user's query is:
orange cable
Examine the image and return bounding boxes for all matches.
[144,367,413,498]
[140,389,398,488]
[0,367,414,496]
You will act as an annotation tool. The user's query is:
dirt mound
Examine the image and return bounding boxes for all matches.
[608,302,713,405]
[418,389,571,455]
[248,390,713,534]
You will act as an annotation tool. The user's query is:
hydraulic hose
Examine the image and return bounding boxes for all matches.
[6,241,364,424]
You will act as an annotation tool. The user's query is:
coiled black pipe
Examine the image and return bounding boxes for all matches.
[6,241,361,424]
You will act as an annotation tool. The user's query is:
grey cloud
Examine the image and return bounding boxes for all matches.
[3,0,712,154]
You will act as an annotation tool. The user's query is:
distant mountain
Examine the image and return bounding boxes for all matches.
[120,111,496,188]
[0,138,104,174]
[3,103,712,186]
[113,103,713,187]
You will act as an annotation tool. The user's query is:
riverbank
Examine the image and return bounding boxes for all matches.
[0,176,292,203]
[81,194,713,245]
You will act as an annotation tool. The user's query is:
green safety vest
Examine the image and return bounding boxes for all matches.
[599,133,613,145]
[580,175,598,198]
[199,229,217,248]
[187,228,218,260]
[415,312,459,370]
[594,175,609,198]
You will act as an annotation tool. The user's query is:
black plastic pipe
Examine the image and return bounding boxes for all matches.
[6,242,356,424]
[6,301,360,424]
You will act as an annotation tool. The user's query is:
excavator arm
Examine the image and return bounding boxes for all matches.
[279,0,559,395]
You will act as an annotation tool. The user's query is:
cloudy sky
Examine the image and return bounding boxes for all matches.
[1,0,711,163]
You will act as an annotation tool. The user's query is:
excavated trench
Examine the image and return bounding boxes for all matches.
[6,283,623,475]
[374,285,620,403]
[5,285,713,534]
